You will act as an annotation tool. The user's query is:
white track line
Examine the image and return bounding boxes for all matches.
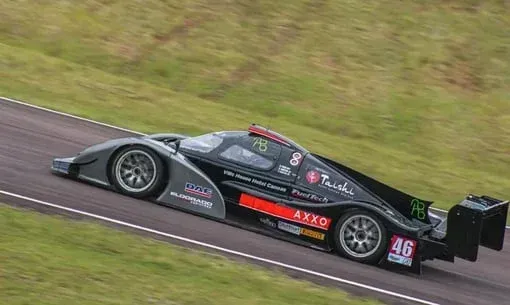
[0,96,144,135]
[0,189,439,305]
[1,96,508,230]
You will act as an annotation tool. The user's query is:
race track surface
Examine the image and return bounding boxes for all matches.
[1,98,509,305]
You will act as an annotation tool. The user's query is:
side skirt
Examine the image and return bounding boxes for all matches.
[153,198,333,253]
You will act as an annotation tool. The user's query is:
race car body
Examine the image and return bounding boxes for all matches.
[51,124,508,274]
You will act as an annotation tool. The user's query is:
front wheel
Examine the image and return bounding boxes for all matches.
[333,210,388,264]
[110,145,165,198]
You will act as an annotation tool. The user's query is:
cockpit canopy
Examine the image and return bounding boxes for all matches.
[180,124,307,154]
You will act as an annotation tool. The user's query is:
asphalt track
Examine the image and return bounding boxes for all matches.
[1,98,509,305]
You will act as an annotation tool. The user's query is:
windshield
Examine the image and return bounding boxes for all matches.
[180,132,224,153]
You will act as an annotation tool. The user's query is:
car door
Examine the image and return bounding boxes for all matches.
[294,154,360,203]
[212,133,303,202]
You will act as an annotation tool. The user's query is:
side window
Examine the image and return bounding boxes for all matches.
[219,136,281,170]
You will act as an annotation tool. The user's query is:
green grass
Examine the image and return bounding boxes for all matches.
[0,0,509,212]
[0,204,381,305]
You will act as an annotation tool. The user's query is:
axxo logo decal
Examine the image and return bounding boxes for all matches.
[239,193,332,230]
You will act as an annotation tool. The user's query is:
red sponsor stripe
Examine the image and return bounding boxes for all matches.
[248,126,291,147]
[239,194,331,230]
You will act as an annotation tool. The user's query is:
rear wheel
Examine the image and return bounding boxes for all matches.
[333,210,387,264]
[110,146,165,198]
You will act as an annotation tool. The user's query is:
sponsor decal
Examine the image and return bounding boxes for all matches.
[170,191,213,209]
[306,170,321,184]
[387,235,417,267]
[184,182,213,198]
[252,137,269,152]
[259,217,277,228]
[306,169,355,198]
[277,164,292,176]
[276,221,326,240]
[239,193,332,230]
[290,152,303,166]
[300,228,325,240]
[411,199,426,220]
[277,221,301,235]
[293,210,330,228]
[224,169,287,193]
[320,174,355,197]
[291,188,328,203]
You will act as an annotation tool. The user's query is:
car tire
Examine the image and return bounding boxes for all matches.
[333,210,388,264]
[110,145,165,198]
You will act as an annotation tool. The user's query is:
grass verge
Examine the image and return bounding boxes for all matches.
[0,204,381,305]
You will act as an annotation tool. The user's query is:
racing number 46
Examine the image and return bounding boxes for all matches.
[391,236,415,257]
[387,235,417,267]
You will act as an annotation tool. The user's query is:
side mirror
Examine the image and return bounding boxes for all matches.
[173,140,181,154]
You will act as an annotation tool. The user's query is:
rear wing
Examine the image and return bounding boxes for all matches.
[446,194,508,261]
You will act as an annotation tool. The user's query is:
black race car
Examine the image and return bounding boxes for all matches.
[51,124,508,274]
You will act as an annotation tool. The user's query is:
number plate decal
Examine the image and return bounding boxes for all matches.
[387,235,417,267]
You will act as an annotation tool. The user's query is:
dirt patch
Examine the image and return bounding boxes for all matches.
[443,59,483,91]
[153,18,200,43]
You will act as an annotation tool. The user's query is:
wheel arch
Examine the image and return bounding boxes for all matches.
[105,143,171,192]
[324,201,420,248]
[103,139,227,219]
